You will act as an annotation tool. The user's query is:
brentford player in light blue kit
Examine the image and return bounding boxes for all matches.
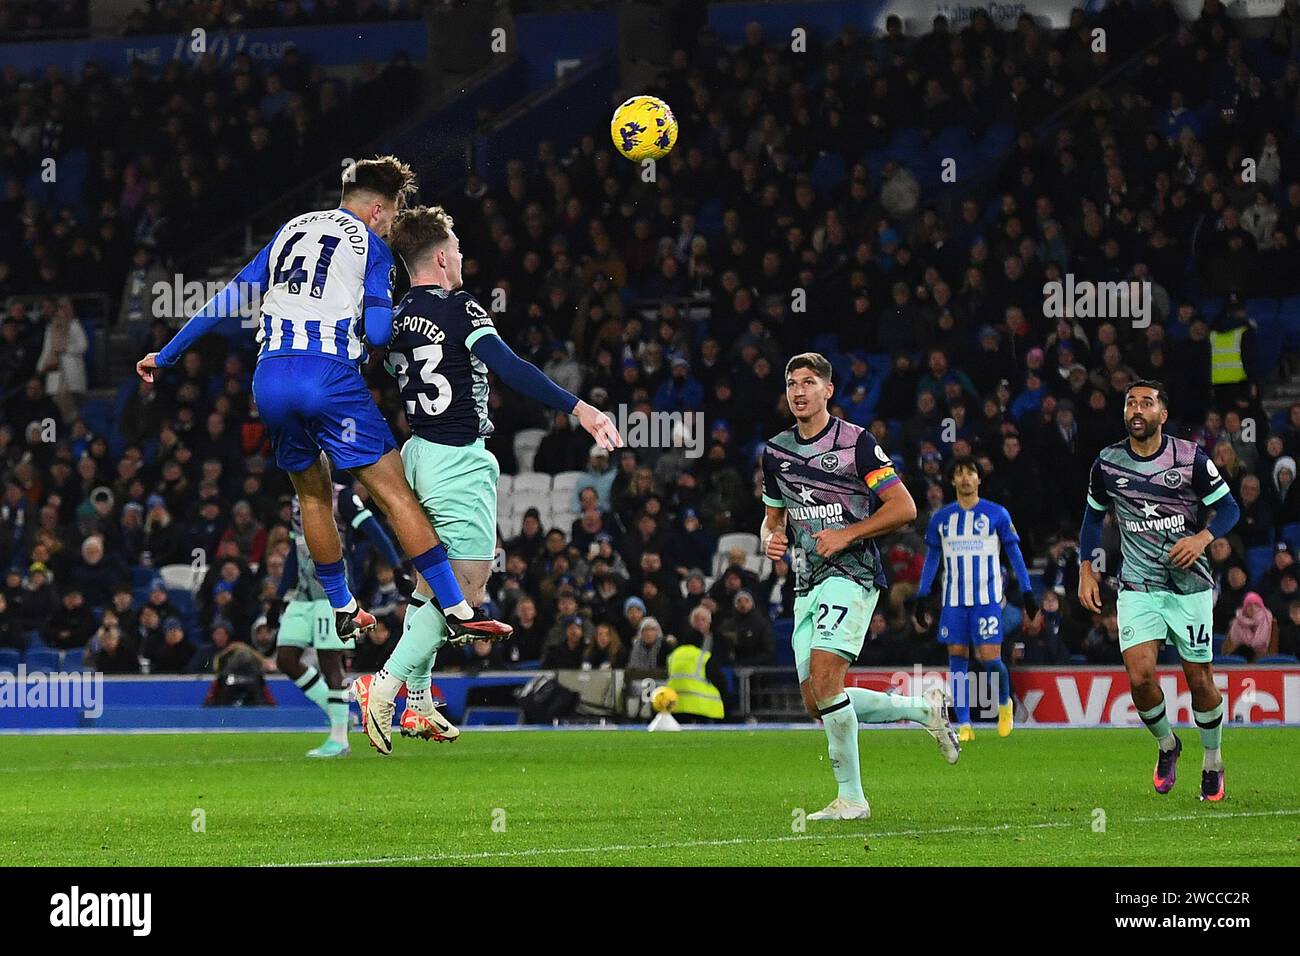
[1078,380,1240,801]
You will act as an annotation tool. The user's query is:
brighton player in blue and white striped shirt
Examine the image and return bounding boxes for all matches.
[915,456,1038,741]
[137,157,511,668]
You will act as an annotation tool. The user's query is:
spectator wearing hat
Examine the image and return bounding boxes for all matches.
[0,478,31,570]
[142,575,180,623]
[587,551,627,619]
[45,586,96,650]
[1223,592,1278,661]
[143,495,181,566]
[69,534,127,609]
[86,610,141,674]
[626,615,670,670]
[180,497,225,563]
[145,617,193,674]
[117,501,148,565]
[653,355,704,414]
[542,615,588,668]
[618,595,648,644]
[572,443,616,511]
[20,562,58,632]
[721,589,775,666]
[667,507,715,578]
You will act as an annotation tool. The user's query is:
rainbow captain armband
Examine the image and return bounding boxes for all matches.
[864,465,901,494]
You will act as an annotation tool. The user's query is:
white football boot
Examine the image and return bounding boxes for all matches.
[807,797,872,821]
[923,686,961,765]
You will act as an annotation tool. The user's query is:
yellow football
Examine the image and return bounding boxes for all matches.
[651,685,678,714]
[611,95,678,162]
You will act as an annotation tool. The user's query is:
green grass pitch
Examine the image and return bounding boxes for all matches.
[0,728,1296,866]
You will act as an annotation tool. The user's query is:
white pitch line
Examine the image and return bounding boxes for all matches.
[277,808,1300,867]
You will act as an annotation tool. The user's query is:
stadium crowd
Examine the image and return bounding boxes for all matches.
[3,3,1300,691]
[0,42,424,305]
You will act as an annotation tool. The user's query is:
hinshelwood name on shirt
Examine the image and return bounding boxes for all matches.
[49,886,151,936]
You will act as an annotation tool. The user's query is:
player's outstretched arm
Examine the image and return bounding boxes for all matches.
[138,242,272,379]
[471,334,622,450]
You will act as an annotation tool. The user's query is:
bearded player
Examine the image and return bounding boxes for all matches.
[761,352,959,821]
[349,205,622,754]
[1078,381,1240,801]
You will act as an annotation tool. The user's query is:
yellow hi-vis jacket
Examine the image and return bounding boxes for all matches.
[666,643,724,719]
[1210,327,1247,384]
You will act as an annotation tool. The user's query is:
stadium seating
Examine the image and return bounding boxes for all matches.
[1245,546,1273,586]
[550,470,585,494]
[1258,654,1300,664]
[512,429,546,473]
[1214,654,1248,665]
[0,648,18,674]
[63,648,85,672]
[23,648,61,673]
[717,532,759,557]
[160,563,202,595]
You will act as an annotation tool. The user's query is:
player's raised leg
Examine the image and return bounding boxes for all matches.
[350,449,510,644]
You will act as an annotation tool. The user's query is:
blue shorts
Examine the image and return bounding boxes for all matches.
[252,354,396,473]
[938,603,1004,646]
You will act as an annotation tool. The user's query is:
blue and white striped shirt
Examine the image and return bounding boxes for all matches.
[924,500,1018,607]
[157,207,393,370]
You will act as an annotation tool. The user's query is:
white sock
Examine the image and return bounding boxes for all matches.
[444,600,472,620]
[1159,733,1178,751]
[335,597,358,615]
[373,668,404,702]
[1203,747,1223,772]
[406,686,435,715]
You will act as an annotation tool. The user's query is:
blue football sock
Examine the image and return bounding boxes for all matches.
[949,655,971,725]
[314,559,354,611]
[982,656,1012,705]
[410,544,470,618]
